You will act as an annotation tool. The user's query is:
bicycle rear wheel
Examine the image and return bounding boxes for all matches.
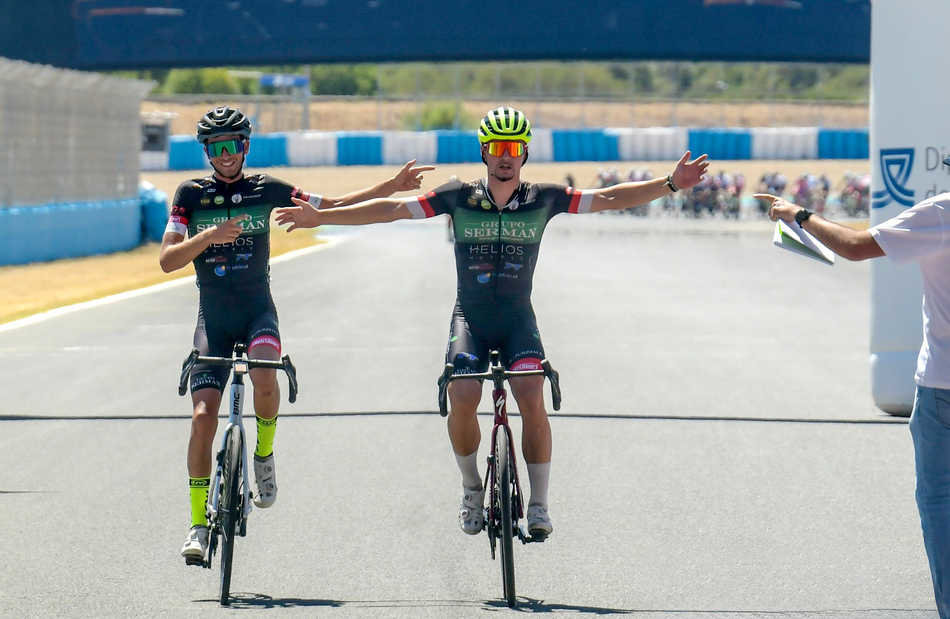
[494,428,516,608]
[218,427,243,606]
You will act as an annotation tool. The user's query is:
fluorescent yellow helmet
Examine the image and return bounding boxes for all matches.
[478,107,532,144]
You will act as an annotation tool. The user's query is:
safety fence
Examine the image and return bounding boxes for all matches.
[149,126,869,171]
[0,57,154,266]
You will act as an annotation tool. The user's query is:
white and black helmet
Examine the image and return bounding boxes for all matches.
[196,106,252,143]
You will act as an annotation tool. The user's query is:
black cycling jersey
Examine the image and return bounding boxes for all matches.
[406,179,594,305]
[166,174,320,289]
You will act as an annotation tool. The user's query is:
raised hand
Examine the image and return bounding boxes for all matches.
[275,197,322,232]
[670,151,710,191]
[208,214,249,244]
[390,159,436,193]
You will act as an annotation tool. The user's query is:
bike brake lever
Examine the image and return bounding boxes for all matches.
[437,363,454,417]
[541,360,561,411]
[178,348,200,396]
[282,355,298,404]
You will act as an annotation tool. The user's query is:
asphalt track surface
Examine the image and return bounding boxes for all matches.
[0,215,937,618]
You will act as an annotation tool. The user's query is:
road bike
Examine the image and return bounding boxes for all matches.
[437,350,561,608]
[178,342,298,606]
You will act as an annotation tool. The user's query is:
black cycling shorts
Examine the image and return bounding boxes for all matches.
[444,300,545,374]
[190,286,281,393]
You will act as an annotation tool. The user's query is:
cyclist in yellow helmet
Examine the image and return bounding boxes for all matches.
[275,105,709,538]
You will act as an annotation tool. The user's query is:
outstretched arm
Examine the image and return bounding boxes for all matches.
[322,160,435,208]
[275,196,419,230]
[756,193,884,261]
[587,151,709,212]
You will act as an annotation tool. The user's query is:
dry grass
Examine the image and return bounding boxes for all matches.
[143,100,868,135]
[2,159,869,325]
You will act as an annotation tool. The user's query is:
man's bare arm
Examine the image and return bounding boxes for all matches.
[158,214,248,272]
[756,193,884,261]
[322,160,435,208]
[274,197,416,231]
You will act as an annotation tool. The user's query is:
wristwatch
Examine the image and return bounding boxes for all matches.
[794,208,813,228]
[665,175,679,193]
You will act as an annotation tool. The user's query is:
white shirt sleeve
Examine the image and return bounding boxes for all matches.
[869,194,950,263]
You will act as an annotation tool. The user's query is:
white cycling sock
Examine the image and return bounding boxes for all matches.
[455,451,482,490]
[527,461,551,508]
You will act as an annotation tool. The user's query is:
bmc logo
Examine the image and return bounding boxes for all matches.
[872,148,915,209]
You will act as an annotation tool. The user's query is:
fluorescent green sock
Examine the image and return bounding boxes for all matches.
[189,477,210,527]
[255,415,277,458]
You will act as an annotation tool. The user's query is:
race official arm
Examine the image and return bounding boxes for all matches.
[757,193,884,261]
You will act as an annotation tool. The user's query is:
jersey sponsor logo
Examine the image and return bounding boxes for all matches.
[467,263,493,271]
[169,215,187,225]
[503,262,523,271]
[192,374,219,389]
[171,205,187,217]
[200,198,211,206]
[214,265,227,277]
[232,194,243,204]
[510,358,542,372]
[205,187,217,193]
[498,272,519,279]
[250,335,281,354]
[232,264,249,270]
[235,253,252,262]
[480,199,492,210]
[214,195,225,205]
[468,244,524,257]
[476,272,492,284]
[204,256,226,263]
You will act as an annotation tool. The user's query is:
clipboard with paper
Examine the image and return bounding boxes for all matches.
[772,219,835,265]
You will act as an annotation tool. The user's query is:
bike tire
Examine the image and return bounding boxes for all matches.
[218,427,242,606]
[494,429,516,608]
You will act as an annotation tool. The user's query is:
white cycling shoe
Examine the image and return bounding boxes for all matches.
[180,525,209,562]
[459,486,485,535]
[526,504,553,538]
[253,453,277,508]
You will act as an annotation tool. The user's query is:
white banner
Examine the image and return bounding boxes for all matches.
[869,0,950,413]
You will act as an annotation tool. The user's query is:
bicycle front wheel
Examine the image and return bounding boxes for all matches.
[218,427,243,606]
[494,428,516,608]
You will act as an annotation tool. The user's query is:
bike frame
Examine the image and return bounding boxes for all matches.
[486,382,526,539]
[207,360,253,529]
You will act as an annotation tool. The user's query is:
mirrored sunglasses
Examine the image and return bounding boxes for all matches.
[206,138,245,158]
[486,141,525,158]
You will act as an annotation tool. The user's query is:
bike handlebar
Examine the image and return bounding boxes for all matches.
[178,348,299,403]
[436,351,561,417]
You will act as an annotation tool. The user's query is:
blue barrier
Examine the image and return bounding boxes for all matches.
[140,182,169,243]
[436,130,481,163]
[0,199,142,266]
[817,128,868,159]
[168,136,206,170]
[552,129,619,162]
[688,129,751,160]
[246,133,289,167]
[337,133,383,166]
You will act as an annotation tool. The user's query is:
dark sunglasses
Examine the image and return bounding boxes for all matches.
[206,138,245,158]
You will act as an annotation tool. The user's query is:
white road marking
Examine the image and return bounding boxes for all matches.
[0,235,343,333]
